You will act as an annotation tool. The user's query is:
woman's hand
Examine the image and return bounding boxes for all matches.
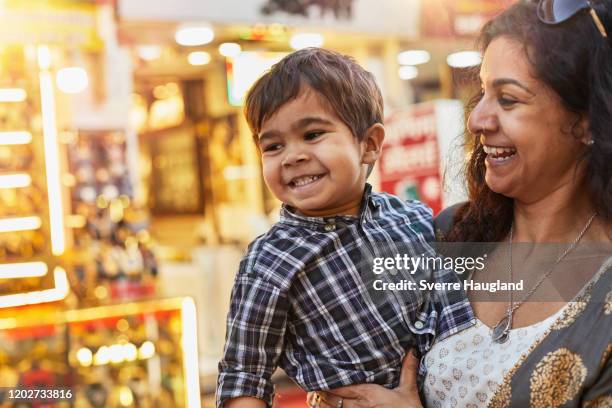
[307,351,423,408]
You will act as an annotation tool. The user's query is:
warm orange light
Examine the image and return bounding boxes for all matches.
[0,262,48,279]
[0,88,27,102]
[39,58,65,255]
[0,267,69,308]
[181,298,201,408]
[0,173,32,189]
[0,216,42,233]
[0,131,31,145]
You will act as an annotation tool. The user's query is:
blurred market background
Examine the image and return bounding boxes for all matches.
[0,0,514,406]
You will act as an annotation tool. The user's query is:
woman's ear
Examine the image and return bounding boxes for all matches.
[578,115,593,145]
[361,123,385,165]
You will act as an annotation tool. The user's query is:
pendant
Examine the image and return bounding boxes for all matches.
[491,314,512,344]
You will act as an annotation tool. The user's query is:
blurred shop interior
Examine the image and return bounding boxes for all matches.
[0,0,514,407]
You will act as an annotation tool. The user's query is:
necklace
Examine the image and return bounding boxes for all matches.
[491,212,597,343]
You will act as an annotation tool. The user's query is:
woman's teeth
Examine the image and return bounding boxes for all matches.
[483,145,517,160]
[291,175,322,187]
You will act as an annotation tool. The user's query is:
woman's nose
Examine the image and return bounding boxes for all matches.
[467,97,499,136]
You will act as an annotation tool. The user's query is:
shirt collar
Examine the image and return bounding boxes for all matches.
[279,183,378,230]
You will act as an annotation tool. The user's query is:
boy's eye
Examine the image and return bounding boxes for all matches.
[305,131,324,140]
[262,143,282,152]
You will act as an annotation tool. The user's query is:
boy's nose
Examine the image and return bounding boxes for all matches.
[281,149,309,167]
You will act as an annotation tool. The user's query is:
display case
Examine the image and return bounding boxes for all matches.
[0,44,69,308]
[0,297,200,407]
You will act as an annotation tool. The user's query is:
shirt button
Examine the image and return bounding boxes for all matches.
[324,223,336,232]
[414,321,424,329]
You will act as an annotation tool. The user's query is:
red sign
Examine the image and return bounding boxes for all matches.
[379,104,443,214]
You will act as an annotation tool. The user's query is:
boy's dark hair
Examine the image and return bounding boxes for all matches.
[244,47,384,142]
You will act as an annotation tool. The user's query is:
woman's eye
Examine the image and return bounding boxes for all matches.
[305,131,324,141]
[499,95,518,107]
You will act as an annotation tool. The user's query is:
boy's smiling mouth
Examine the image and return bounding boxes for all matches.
[288,174,325,188]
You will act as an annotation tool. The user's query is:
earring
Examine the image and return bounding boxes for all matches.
[586,139,595,146]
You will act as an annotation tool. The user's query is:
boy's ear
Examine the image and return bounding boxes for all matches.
[361,123,385,165]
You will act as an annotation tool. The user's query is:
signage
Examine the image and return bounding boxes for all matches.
[379,100,467,215]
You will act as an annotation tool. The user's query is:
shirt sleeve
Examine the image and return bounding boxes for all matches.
[408,266,474,355]
[216,262,289,408]
[429,267,475,341]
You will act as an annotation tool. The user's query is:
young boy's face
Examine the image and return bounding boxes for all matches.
[257,87,369,217]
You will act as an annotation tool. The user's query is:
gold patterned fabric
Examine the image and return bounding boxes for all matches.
[487,260,612,407]
[583,395,612,408]
[529,348,587,407]
[549,297,590,331]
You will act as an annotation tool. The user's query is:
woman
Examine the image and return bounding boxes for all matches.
[312,0,612,406]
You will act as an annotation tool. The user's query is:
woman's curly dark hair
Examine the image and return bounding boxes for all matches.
[446,0,612,242]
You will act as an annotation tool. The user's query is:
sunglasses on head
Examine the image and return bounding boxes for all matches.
[537,0,610,38]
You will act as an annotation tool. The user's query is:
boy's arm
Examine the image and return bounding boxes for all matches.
[408,265,474,355]
[399,201,474,353]
[216,264,289,408]
[224,396,266,408]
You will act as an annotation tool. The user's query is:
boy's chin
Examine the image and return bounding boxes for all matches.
[293,202,335,217]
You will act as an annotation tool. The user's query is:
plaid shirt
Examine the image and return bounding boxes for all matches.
[217,185,474,407]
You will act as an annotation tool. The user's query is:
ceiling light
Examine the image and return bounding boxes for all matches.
[397,50,431,66]
[398,66,418,80]
[137,45,162,61]
[219,42,242,58]
[447,51,482,68]
[290,33,324,50]
[188,51,211,66]
[56,67,89,94]
[175,25,214,46]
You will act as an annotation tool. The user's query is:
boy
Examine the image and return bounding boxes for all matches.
[216,48,473,407]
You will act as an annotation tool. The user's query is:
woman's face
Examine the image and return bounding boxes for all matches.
[468,36,589,203]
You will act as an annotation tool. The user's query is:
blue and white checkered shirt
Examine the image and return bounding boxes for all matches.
[217,185,474,407]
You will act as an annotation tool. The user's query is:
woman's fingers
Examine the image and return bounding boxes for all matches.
[397,349,420,393]
[305,353,421,408]
[317,391,371,408]
[306,391,319,407]
[323,384,376,399]
[313,383,420,408]
[316,391,354,408]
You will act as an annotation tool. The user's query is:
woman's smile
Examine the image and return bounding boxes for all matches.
[483,144,518,166]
